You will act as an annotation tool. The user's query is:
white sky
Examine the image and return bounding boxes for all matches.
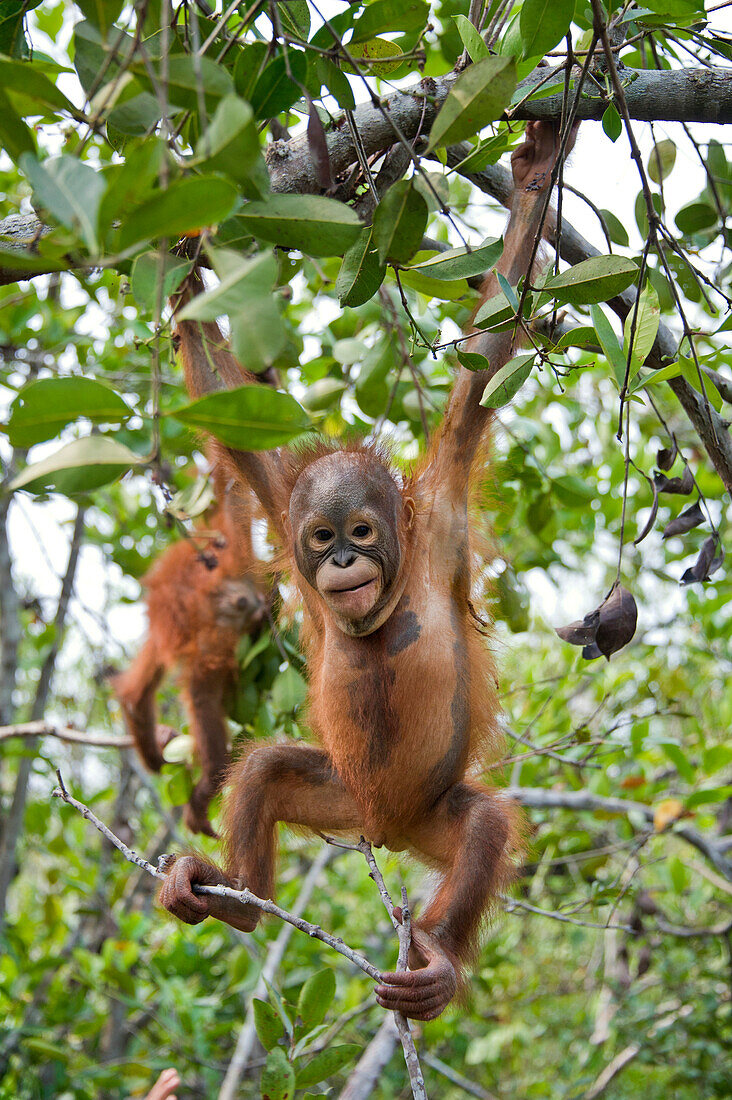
[3,3,732,726]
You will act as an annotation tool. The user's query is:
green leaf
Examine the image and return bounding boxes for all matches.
[599,209,629,248]
[428,57,516,151]
[686,786,732,810]
[479,352,535,408]
[177,251,277,322]
[660,742,695,783]
[250,52,307,119]
[295,1045,360,1088]
[20,153,105,252]
[194,94,267,194]
[453,15,490,61]
[179,250,286,374]
[9,435,142,496]
[253,999,285,1052]
[623,282,660,372]
[240,195,362,256]
[136,55,234,112]
[410,238,503,280]
[519,0,574,60]
[117,177,239,251]
[0,89,35,160]
[352,0,428,42]
[271,664,308,714]
[161,734,193,765]
[629,361,681,393]
[130,252,191,312]
[336,229,386,307]
[0,57,75,113]
[457,350,490,372]
[171,386,311,450]
[6,378,132,447]
[473,290,514,330]
[346,38,404,77]
[277,0,310,39]
[300,378,348,412]
[552,475,595,505]
[260,1047,295,1100]
[373,181,428,265]
[590,303,626,387]
[601,103,622,143]
[675,201,717,236]
[543,256,638,306]
[164,764,193,806]
[313,56,355,110]
[555,326,598,350]
[297,969,335,1030]
[648,138,676,184]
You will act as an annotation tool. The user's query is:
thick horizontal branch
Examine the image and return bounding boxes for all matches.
[506,785,732,882]
[0,720,132,748]
[265,66,732,196]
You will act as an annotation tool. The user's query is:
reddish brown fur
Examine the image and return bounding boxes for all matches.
[160,122,572,1017]
[112,486,268,834]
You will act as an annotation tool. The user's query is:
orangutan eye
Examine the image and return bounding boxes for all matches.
[352,524,371,539]
[313,528,333,543]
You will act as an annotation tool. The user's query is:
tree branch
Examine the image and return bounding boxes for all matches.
[506,786,732,882]
[0,720,133,748]
[52,774,429,1098]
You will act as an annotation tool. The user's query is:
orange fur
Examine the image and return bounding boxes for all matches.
[112,488,268,835]
[160,121,573,1018]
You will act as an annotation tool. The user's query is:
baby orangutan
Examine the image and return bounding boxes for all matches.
[160,122,573,1017]
[112,478,267,834]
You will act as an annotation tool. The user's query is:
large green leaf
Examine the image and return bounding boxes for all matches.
[194,94,267,195]
[519,0,574,60]
[239,195,362,256]
[296,969,335,1030]
[260,1048,295,1100]
[410,238,503,280]
[372,180,428,265]
[117,177,239,251]
[295,1045,360,1088]
[178,250,284,373]
[9,435,142,495]
[252,999,284,1052]
[250,52,307,119]
[0,57,75,113]
[134,54,233,111]
[335,228,386,306]
[351,0,428,41]
[480,352,535,408]
[590,303,626,387]
[543,256,638,306]
[171,386,311,450]
[453,14,491,61]
[623,281,660,372]
[20,153,105,252]
[130,252,191,312]
[6,377,132,447]
[427,57,516,150]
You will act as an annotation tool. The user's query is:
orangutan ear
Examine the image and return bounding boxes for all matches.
[404,497,415,530]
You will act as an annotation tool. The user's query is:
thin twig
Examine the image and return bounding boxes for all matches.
[52,773,380,981]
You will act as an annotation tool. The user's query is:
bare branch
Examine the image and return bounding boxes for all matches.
[52,773,381,982]
[0,721,133,748]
